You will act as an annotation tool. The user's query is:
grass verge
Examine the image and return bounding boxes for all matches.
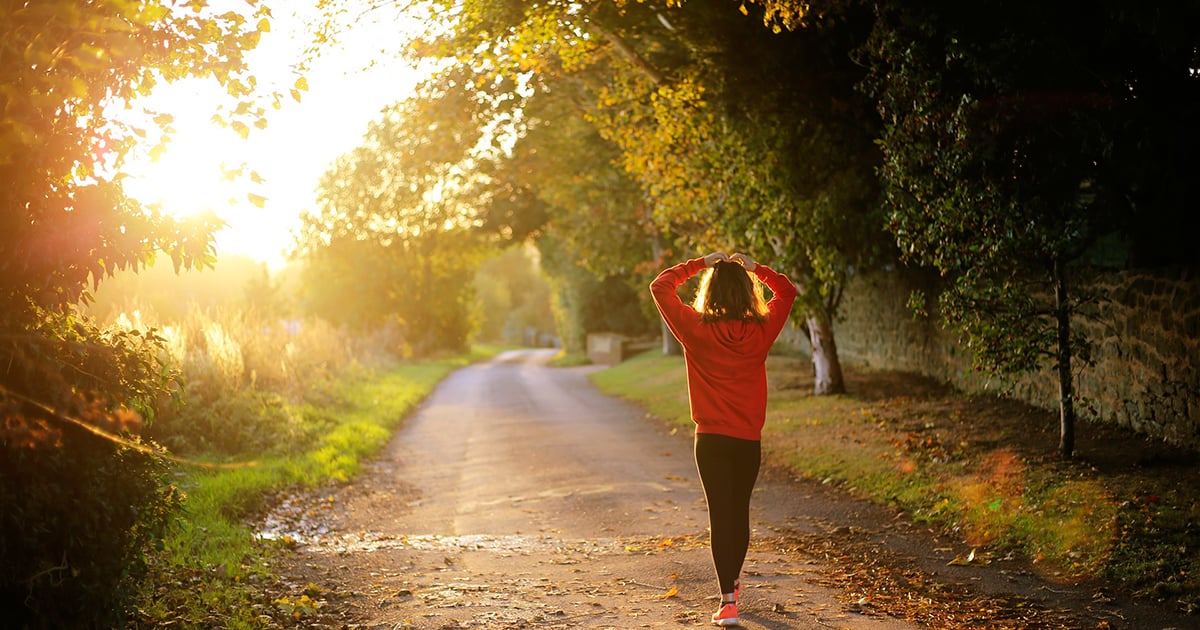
[547,349,592,367]
[133,347,499,628]
[591,351,1200,614]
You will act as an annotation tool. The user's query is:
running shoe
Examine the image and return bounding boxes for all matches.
[711,602,739,626]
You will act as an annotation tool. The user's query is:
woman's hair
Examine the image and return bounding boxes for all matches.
[692,261,769,323]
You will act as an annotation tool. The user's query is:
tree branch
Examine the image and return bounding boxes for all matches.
[585,20,667,87]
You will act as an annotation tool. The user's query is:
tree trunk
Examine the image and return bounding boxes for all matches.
[1053,260,1076,458]
[807,314,846,395]
[661,320,682,355]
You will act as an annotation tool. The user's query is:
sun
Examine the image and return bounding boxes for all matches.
[122,113,242,220]
[119,78,288,266]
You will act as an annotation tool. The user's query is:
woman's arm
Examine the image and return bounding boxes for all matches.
[752,263,798,340]
[650,254,723,344]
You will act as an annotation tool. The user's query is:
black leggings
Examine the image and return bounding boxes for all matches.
[694,432,761,594]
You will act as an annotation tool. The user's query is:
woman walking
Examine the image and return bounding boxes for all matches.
[650,251,797,627]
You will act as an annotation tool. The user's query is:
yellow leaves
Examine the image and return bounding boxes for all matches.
[291,76,309,103]
[660,586,679,599]
[135,3,171,25]
[272,593,323,618]
[247,193,267,208]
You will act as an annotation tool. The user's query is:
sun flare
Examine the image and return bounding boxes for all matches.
[118,78,284,264]
[122,114,244,220]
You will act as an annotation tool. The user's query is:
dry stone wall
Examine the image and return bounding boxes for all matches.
[802,266,1200,450]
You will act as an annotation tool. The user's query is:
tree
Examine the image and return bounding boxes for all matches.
[589,0,887,393]
[296,75,488,355]
[0,0,274,623]
[861,0,1200,456]
[499,79,669,353]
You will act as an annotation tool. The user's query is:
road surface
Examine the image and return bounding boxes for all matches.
[266,349,920,628]
[266,349,1174,629]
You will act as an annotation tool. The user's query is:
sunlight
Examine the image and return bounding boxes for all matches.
[122,83,246,220]
[116,2,430,270]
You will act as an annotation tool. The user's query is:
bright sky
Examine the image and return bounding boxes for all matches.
[121,2,427,270]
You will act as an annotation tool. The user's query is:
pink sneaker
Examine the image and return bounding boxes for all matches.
[711,602,739,626]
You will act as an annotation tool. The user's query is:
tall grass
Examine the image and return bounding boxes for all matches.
[110,303,398,457]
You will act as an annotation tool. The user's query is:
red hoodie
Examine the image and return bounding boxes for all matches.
[650,258,798,441]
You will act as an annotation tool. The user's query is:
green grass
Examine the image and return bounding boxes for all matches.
[134,348,498,628]
[590,352,690,426]
[591,351,1200,611]
[547,349,592,367]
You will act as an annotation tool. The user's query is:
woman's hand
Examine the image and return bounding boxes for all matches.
[703,251,728,267]
[729,252,757,271]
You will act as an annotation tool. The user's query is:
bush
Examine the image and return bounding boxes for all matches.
[0,429,180,628]
[149,386,299,456]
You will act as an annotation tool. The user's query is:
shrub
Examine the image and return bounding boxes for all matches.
[0,425,181,628]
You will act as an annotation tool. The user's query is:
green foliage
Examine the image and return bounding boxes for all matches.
[585,1,887,317]
[539,234,658,354]
[473,245,556,346]
[388,0,890,392]
[0,305,181,627]
[0,430,181,629]
[860,0,1200,453]
[1,0,274,313]
[477,68,664,347]
[92,299,373,458]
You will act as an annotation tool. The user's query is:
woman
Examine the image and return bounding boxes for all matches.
[649,251,797,627]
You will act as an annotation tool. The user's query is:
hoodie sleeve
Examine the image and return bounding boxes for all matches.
[754,264,798,343]
[649,258,706,346]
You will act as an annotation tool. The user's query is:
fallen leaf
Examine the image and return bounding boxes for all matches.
[660,586,678,599]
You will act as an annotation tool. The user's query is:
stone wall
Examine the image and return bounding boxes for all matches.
[805,266,1200,450]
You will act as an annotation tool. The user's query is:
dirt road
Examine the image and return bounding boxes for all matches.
[265,350,1174,629]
